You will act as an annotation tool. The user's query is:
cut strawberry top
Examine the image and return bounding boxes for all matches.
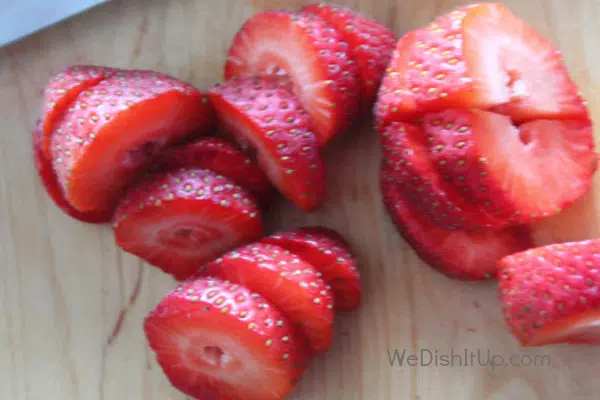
[224,10,360,145]
[144,277,308,400]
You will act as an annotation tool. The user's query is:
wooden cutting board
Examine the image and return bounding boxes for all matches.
[2,0,600,399]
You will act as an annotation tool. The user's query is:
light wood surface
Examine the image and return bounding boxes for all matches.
[2,0,600,399]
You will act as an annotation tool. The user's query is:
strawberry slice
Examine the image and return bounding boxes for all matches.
[152,137,274,205]
[424,109,597,224]
[198,242,334,357]
[301,2,396,108]
[261,227,361,311]
[144,276,308,400]
[380,164,532,280]
[41,65,115,157]
[498,240,600,346]
[51,69,214,215]
[208,76,326,212]
[224,10,360,145]
[32,120,112,223]
[113,168,263,281]
[381,121,504,230]
[375,3,589,124]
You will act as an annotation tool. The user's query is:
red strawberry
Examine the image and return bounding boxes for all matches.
[208,76,326,212]
[302,3,396,108]
[51,69,214,215]
[224,10,360,146]
[261,227,361,311]
[113,168,263,281]
[380,165,532,280]
[423,109,596,224]
[144,276,308,400]
[153,137,273,205]
[198,242,335,357]
[374,3,589,125]
[380,121,504,230]
[498,240,600,346]
[32,120,112,223]
[41,65,115,157]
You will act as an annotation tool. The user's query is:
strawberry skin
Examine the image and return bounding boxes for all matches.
[208,76,326,212]
[41,65,115,158]
[423,109,596,224]
[381,121,504,231]
[152,137,274,205]
[374,3,589,126]
[380,164,532,280]
[113,168,263,281]
[144,276,308,400]
[499,240,600,346]
[51,69,214,215]
[32,120,112,223]
[198,242,335,357]
[261,226,361,311]
[224,10,360,146]
[301,2,396,108]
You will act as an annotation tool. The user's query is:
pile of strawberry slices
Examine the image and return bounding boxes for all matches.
[32,3,394,400]
[377,3,600,348]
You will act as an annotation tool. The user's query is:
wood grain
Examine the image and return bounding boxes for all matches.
[2,0,600,399]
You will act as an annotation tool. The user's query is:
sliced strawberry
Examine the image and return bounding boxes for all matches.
[301,2,396,108]
[152,137,274,205]
[51,69,214,215]
[261,227,361,311]
[375,3,589,123]
[380,164,532,280]
[381,121,504,230]
[208,76,326,212]
[198,242,334,357]
[113,168,263,281]
[41,65,115,157]
[224,10,360,145]
[423,109,597,224]
[498,240,600,346]
[144,276,308,400]
[32,120,112,223]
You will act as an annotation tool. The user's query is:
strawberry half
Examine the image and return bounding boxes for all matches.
[261,226,361,311]
[301,2,396,108]
[198,242,335,357]
[498,240,600,346]
[224,10,360,145]
[144,276,308,400]
[424,109,596,224]
[152,137,273,205]
[208,76,326,212]
[51,69,214,215]
[374,3,589,125]
[380,164,532,280]
[381,121,504,230]
[113,168,263,281]
[32,120,112,223]
[41,65,115,157]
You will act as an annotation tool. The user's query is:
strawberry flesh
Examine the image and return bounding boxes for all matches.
[32,120,112,223]
[208,76,326,212]
[498,240,600,346]
[424,109,596,224]
[198,242,335,357]
[261,226,361,311]
[144,276,308,400]
[152,137,274,205]
[224,10,359,145]
[380,164,532,280]
[51,69,214,214]
[113,168,263,281]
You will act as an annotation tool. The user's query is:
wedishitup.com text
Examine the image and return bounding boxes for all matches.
[387,348,551,370]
